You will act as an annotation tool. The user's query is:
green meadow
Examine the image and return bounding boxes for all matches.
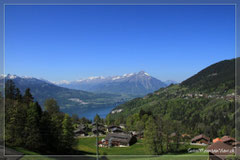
[14,137,208,160]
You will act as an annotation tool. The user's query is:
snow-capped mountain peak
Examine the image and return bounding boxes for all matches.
[137,71,150,76]
[56,71,167,95]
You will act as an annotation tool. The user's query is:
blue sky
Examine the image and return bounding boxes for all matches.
[5,5,235,82]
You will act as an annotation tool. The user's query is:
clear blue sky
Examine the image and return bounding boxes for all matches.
[5,5,235,82]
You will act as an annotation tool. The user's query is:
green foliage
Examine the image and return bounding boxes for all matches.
[44,98,60,114]
[181,58,237,93]
[71,113,79,124]
[24,102,42,150]
[226,155,240,160]
[94,114,101,122]
[61,114,75,150]
[5,81,76,154]
[23,88,34,104]
[144,116,162,155]
[108,58,237,147]
[5,80,17,100]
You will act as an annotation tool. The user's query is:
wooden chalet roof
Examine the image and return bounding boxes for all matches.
[207,141,234,156]
[92,127,105,133]
[191,134,210,142]
[221,136,236,143]
[108,125,121,129]
[105,133,132,144]
[112,128,124,133]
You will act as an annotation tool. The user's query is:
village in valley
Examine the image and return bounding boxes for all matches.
[73,119,240,160]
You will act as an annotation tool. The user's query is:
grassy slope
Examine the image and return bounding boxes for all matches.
[14,144,208,160]
[73,137,208,160]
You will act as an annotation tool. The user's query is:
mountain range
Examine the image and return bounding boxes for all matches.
[2,71,173,119]
[2,74,132,119]
[55,71,171,96]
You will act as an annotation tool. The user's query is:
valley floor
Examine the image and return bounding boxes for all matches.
[6,137,208,160]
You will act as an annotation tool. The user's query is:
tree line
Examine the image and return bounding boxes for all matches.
[5,80,75,154]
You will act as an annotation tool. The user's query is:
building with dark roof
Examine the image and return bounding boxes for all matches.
[112,127,124,133]
[191,134,210,145]
[207,141,235,160]
[221,136,236,146]
[107,125,122,133]
[105,133,137,147]
[74,128,88,137]
[92,127,105,135]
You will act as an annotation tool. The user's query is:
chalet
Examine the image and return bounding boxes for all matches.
[232,141,240,147]
[74,124,88,137]
[207,141,234,160]
[105,133,137,147]
[221,136,236,146]
[74,128,88,137]
[112,127,124,133]
[107,125,122,132]
[191,134,210,145]
[92,127,105,135]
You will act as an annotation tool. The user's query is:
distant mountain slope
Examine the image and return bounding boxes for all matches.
[3,74,131,118]
[107,58,237,137]
[56,71,167,96]
[181,58,238,93]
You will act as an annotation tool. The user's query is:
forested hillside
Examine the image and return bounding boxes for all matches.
[106,58,239,140]
[181,58,238,93]
[4,80,76,154]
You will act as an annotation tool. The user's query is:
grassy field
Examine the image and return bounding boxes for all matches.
[73,136,146,155]
[11,137,208,160]
[73,137,209,160]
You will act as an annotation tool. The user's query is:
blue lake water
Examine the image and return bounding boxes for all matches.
[63,105,116,120]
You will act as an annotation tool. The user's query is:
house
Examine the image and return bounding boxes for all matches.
[107,125,122,133]
[207,141,235,160]
[221,136,236,146]
[92,127,105,135]
[191,134,210,145]
[105,133,137,147]
[74,128,88,137]
[232,141,240,147]
[112,127,124,133]
[74,124,89,137]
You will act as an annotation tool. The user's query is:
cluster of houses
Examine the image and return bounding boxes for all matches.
[191,134,239,160]
[74,123,138,147]
[182,92,236,101]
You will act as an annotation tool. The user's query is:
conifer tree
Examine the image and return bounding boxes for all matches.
[61,114,74,150]
[24,102,42,150]
[15,88,22,102]
[23,88,34,104]
[5,80,16,100]
[94,114,101,123]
